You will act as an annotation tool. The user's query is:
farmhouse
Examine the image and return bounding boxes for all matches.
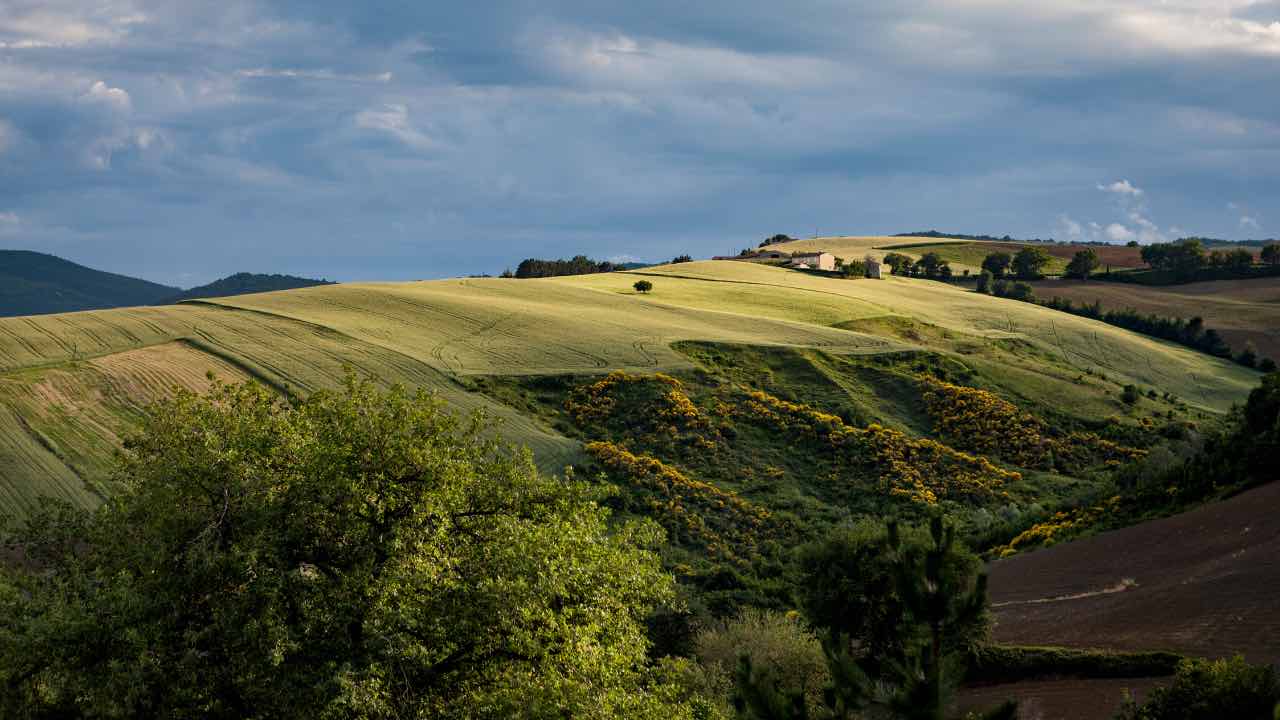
[788,252,836,272]
[866,258,883,279]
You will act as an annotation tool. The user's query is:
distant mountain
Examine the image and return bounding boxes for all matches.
[0,250,179,318]
[168,272,334,303]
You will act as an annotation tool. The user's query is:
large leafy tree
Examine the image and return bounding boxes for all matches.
[1011,247,1051,280]
[980,252,1012,278]
[0,376,688,719]
[1065,249,1100,280]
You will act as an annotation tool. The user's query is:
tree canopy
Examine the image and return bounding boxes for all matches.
[0,376,688,719]
[980,252,1012,278]
[1064,248,1100,280]
[1011,247,1051,279]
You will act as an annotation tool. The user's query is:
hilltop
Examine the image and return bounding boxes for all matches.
[0,250,178,317]
[166,272,334,303]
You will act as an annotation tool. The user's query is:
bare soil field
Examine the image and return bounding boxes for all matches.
[968,482,1280,719]
[1028,276,1280,362]
[957,677,1163,720]
[988,481,1280,664]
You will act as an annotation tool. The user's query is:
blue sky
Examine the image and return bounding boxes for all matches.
[1,1,1278,286]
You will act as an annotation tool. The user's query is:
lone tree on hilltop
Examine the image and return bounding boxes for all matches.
[633,279,653,293]
[1065,248,1101,280]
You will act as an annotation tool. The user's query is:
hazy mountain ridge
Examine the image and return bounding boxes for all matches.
[1,250,334,317]
[167,272,334,303]
[0,250,179,317]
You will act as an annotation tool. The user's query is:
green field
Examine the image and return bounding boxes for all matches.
[0,260,1259,519]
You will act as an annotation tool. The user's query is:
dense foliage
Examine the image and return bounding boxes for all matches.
[0,377,690,719]
[738,518,1001,720]
[1011,247,1051,280]
[1099,238,1279,284]
[514,255,619,278]
[1065,248,1101,280]
[1114,656,1279,720]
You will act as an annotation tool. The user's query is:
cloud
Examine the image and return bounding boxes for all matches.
[354,104,435,150]
[1227,200,1262,232]
[80,80,131,110]
[1097,179,1143,197]
[1105,223,1136,242]
[238,67,393,83]
[1,1,1278,283]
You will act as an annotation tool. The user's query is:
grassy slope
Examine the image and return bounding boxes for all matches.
[0,260,1259,518]
[601,262,1256,413]
[1026,276,1280,362]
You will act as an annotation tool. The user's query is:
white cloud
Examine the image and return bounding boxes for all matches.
[1097,179,1143,197]
[238,68,393,83]
[1057,213,1087,241]
[355,104,435,150]
[81,80,131,110]
[1105,223,1136,242]
[1240,215,1260,229]
[539,29,846,91]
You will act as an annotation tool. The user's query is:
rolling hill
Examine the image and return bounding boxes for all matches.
[165,272,334,303]
[0,259,1259,519]
[0,250,179,317]
[1027,276,1280,363]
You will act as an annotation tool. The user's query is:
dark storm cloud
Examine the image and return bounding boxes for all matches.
[1,0,1277,285]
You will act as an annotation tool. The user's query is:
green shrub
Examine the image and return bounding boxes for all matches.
[695,609,828,717]
[1114,656,1279,720]
[967,646,1183,683]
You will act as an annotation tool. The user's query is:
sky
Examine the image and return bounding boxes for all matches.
[1,1,1278,287]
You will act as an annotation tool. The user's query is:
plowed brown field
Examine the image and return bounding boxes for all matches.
[965,481,1280,719]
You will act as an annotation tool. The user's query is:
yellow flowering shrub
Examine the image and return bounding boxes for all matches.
[585,441,773,562]
[566,371,716,447]
[918,377,1145,471]
[993,496,1121,557]
[732,389,1017,506]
